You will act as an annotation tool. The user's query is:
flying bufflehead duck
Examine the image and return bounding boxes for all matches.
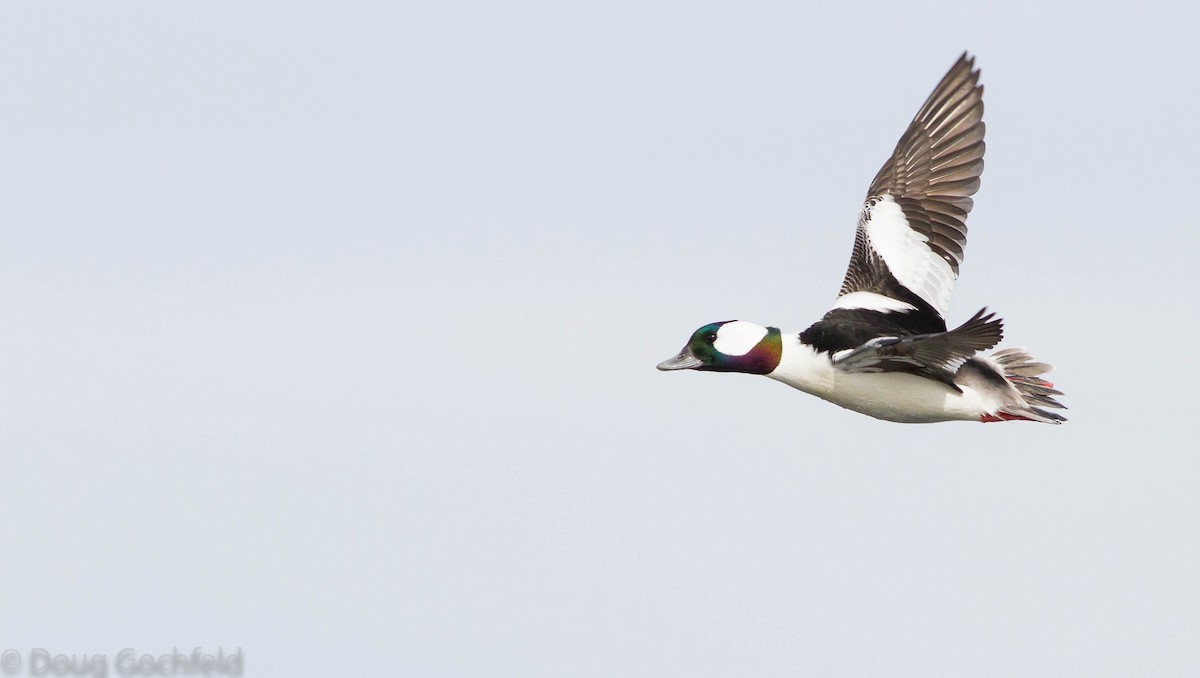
[658,54,1066,424]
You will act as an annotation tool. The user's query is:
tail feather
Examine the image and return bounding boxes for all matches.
[989,347,1067,424]
[993,359,1053,378]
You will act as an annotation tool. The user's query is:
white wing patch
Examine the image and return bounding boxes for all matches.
[830,291,916,313]
[866,195,956,316]
[713,321,768,356]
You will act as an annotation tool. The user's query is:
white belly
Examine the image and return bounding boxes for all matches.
[767,341,986,423]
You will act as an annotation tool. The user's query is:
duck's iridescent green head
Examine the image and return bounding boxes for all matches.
[657,321,782,375]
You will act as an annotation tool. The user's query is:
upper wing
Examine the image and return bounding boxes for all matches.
[835,53,985,320]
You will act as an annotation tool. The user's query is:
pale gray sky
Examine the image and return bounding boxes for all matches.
[2,1,1198,676]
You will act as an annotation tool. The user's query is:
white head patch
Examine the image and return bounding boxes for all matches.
[713,321,768,356]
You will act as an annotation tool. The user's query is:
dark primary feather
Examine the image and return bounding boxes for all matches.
[838,53,986,308]
[828,308,1004,388]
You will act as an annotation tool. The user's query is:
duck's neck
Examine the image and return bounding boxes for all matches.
[766,334,835,397]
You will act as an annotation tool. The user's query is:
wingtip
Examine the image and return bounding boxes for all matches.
[953,52,983,89]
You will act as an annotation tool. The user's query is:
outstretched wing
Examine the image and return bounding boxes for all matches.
[835,53,985,322]
[830,308,1003,388]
